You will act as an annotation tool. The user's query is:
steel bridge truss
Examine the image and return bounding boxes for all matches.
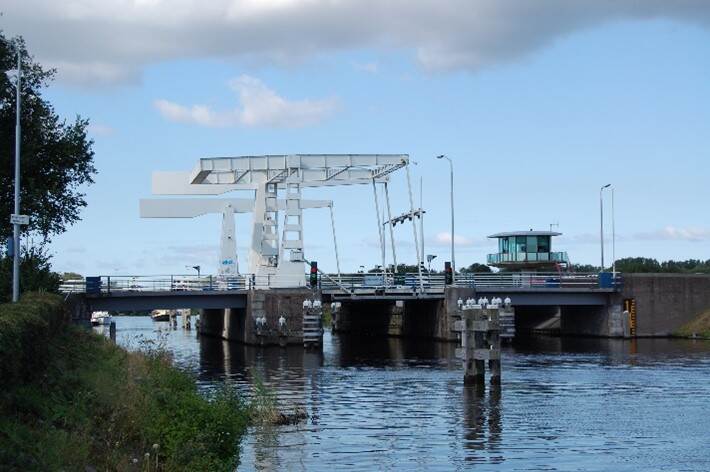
[142,154,417,288]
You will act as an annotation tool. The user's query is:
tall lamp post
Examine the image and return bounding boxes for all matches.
[611,187,616,277]
[436,155,455,283]
[599,184,611,271]
[11,48,22,302]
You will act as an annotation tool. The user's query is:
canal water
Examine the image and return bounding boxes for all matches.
[106,317,710,471]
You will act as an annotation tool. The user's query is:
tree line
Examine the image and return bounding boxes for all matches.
[576,257,710,274]
[368,258,710,274]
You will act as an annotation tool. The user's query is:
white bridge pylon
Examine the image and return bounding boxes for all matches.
[140,154,415,288]
[139,198,333,277]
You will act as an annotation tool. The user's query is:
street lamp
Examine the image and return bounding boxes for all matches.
[600,184,611,270]
[611,187,616,277]
[436,155,455,283]
[186,265,200,277]
[11,47,22,303]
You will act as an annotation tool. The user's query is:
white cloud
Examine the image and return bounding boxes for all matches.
[353,62,379,74]
[634,226,710,242]
[86,123,115,137]
[154,75,338,127]
[3,1,709,85]
[432,232,475,247]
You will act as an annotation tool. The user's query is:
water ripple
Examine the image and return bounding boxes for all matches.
[112,318,710,471]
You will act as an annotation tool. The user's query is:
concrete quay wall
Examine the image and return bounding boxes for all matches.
[622,274,710,336]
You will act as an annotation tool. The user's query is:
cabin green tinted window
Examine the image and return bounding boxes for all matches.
[515,236,526,253]
[527,236,538,253]
[538,236,550,253]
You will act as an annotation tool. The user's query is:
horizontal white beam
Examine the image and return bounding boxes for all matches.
[140,198,332,218]
[189,154,409,185]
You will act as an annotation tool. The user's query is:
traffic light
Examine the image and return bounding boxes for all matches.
[444,261,453,285]
[310,261,318,288]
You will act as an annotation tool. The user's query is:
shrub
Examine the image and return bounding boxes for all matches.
[0,294,249,471]
[0,292,64,386]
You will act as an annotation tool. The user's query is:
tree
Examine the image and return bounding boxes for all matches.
[570,263,601,273]
[61,272,83,280]
[460,263,492,273]
[0,34,96,245]
[0,246,61,303]
[614,257,710,274]
[615,257,661,273]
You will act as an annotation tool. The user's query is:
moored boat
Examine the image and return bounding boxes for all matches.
[150,309,172,322]
[90,311,112,326]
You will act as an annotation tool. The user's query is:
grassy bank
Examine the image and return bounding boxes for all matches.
[675,310,710,339]
[0,293,250,471]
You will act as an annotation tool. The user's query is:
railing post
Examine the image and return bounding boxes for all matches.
[107,276,111,294]
[171,275,174,291]
[209,275,213,290]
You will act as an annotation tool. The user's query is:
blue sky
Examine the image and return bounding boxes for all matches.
[3,1,710,275]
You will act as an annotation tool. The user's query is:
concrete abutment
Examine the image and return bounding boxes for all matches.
[199,289,318,346]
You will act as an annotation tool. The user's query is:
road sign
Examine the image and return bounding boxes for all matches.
[10,214,29,225]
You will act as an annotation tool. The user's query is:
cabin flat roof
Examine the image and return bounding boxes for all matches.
[488,231,562,238]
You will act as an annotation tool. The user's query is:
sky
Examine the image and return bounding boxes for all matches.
[2,0,710,276]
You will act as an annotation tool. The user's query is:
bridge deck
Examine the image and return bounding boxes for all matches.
[61,272,621,309]
[80,290,249,311]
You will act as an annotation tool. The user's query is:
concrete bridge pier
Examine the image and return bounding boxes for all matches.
[514,306,561,335]
[199,289,320,346]
[559,300,627,337]
[332,287,476,340]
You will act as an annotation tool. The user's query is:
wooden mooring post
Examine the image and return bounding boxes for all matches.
[456,298,502,385]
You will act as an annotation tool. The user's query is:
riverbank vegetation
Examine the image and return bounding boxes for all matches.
[675,310,710,339]
[572,258,710,274]
[0,293,250,471]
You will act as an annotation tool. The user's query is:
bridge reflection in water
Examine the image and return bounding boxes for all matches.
[114,317,710,471]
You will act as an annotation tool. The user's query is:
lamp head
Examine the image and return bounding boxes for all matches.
[436,155,445,159]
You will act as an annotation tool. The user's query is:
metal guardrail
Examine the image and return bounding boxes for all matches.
[318,272,619,291]
[59,274,290,294]
[59,272,621,294]
[486,252,569,264]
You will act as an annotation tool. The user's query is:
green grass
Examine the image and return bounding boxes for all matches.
[675,310,710,339]
[322,305,332,327]
[0,293,250,471]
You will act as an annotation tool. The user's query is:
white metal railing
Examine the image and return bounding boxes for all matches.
[487,252,569,264]
[59,274,281,294]
[58,272,621,294]
[318,272,619,291]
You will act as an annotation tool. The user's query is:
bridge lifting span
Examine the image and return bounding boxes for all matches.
[140,154,424,288]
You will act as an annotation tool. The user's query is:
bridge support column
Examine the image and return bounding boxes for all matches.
[199,308,226,338]
[559,298,627,337]
[332,287,475,341]
[246,289,315,346]
[198,289,315,346]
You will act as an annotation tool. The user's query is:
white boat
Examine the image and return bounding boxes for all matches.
[90,311,112,326]
[151,309,172,322]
